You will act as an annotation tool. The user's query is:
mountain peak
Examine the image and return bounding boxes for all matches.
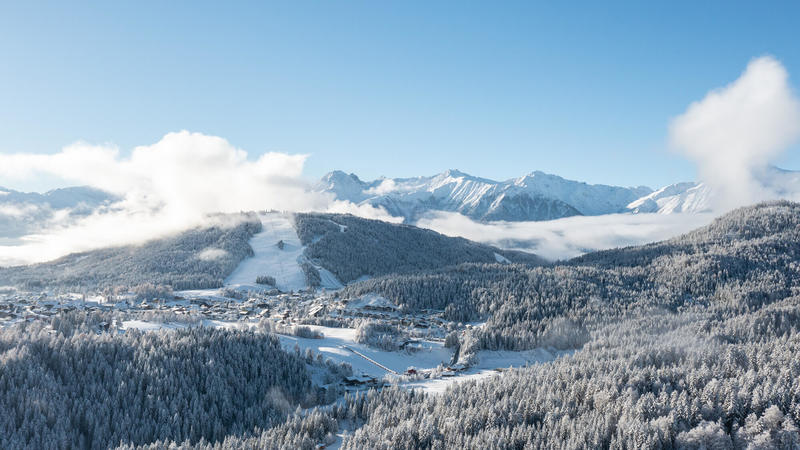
[322,170,363,184]
[442,169,469,178]
[317,169,667,221]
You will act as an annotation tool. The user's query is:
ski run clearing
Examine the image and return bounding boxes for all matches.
[224,212,341,292]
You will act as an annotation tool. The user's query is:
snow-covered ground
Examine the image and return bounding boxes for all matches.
[120,320,192,332]
[225,213,307,292]
[224,212,342,292]
[114,319,568,397]
[174,288,229,302]
[402,347,567,394]
[277,325,452,378]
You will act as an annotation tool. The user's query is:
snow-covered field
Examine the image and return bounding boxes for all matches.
[225,213,308,292]
[224,212,342,292]
[277,325,452,378]
[403,348,567,394]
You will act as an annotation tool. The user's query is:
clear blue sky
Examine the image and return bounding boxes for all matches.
[1,1,799,192]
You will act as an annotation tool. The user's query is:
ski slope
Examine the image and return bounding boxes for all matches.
[225,212,308,292]
[224,212,343,292]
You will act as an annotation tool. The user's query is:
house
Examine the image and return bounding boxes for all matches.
[344,374,377,386]
[308,305,326,317]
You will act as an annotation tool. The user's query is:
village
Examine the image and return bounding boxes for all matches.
[0,285,489,392]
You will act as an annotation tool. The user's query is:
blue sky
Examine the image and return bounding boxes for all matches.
[1,1,799,192]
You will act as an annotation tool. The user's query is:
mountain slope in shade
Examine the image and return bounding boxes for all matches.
[293,212,545,283]
[317,169,652,222]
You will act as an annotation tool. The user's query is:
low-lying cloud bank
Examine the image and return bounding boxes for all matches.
[417,211,715,261]
[0,131,398,265]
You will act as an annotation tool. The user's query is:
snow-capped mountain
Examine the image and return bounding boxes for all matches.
[317,169,653,222]
[624,166,800,215]
[626,182,713,214]
[0,186,117,239]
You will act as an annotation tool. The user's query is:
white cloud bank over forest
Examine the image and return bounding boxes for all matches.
[0,131,397,265]
[417,211,715,261]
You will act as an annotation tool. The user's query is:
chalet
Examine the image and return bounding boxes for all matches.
[344,374,377,386]
[308,305,326,317]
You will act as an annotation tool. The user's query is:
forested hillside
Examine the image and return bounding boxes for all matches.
[0,313,334,449]
[0,213,262,291]
[294,213,544,283]
[128,202,800,449]
[131,300,800,449]
[339,299,800,449]
[4,202,800,449]
[340,202,800,353]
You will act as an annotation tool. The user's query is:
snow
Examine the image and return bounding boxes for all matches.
[627,182,713,214]
[276,325,452,378]
[345,293,396,311]
[318,267,344,289]
[120,320,190,331]
[319,169,654,221]
[225,212,308,292]
[224,212,343,292]
[115,319,568,397]
[493,252,511,264]
[403,347,570,394]
[175,288,230,302]
[403,370,500,394]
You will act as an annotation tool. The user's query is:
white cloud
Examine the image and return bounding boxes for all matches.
[0,204,36,218]
[325,199,404,223]
[197,248,230,261]
[365,178,399,196]
[0,131,397,265]
[416,211,714,261]
[670,56,800,211]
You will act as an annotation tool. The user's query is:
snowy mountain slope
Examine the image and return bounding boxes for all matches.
[0,212,262,291]
[626,182,713,214]
[317,169,651,222]
[0,185,114,210]
[225,212,344,292]
[225,213,315,291]
[624,166,800,215]
[509,171,651,216]
[294,212,545,283]
[0,186,117,239]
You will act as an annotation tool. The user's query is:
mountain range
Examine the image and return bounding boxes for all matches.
[316,169,715,222]
[4,167,799,236]
[0,186,117,241]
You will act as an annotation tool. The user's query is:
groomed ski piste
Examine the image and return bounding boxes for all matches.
[224,212,342,292]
